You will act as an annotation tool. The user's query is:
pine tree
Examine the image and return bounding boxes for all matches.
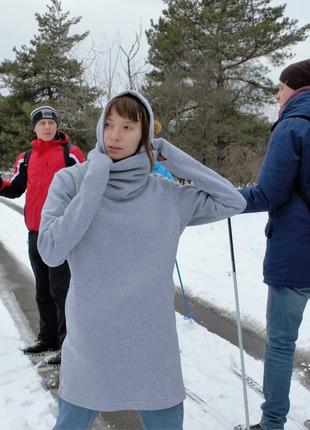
[144,0,310,182]
[0,0,98,167]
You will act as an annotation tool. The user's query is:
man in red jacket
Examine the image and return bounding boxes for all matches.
[0,106,85,367]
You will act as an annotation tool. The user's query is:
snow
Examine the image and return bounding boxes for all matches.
[175,212,310,352]
[0,297,56,429]
[0,196,309,429]
[0,196,31,273]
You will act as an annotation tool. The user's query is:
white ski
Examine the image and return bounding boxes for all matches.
[231,357,305,430]
[230,357,263,398]
[35,352,60,373]
[32,353,60,389]
[235,422,310,430]
[185,386,228,427]
[185,387,208,413]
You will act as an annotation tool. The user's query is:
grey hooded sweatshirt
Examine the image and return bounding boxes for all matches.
[38,90,246,412]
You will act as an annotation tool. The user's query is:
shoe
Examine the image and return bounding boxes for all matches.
[22,340,58,355]
[36,351,61,372]
[250,425,263,429]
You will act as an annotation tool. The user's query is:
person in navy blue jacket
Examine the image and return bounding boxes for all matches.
[152,161,174,180]
[239,59,310,430]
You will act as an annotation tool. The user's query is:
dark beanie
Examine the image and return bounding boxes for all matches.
[30,106,59,128]
[279,59,310,90]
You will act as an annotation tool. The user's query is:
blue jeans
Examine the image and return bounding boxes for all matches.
[139,402,183,430]
[53,397,184,430]
[260,285,309,430]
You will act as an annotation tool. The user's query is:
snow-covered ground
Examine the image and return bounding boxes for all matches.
[178,212,310,351]
[0,298,56,430]
[0,196,309,429]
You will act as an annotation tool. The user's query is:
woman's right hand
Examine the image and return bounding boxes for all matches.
[87,148,113,166]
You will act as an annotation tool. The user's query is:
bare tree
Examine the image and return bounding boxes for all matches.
[120,25,146,91]
[83,35,121,108]
[74,27,148,107]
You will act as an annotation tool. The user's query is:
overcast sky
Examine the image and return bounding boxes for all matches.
[0,0,309,83]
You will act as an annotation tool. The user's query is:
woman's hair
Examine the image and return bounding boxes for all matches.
[105,95,154,170]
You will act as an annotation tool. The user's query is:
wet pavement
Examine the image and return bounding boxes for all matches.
[175,281,310,390]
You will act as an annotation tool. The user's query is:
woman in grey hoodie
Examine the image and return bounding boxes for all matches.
[38,90,246,430]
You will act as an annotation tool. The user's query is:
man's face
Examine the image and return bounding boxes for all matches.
[34,119,57,141]
[275,81,295,108]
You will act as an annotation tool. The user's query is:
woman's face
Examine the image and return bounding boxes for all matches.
[275,81,295,107]
[104,106,142,161]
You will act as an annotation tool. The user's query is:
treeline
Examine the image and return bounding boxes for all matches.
[0,0,309,183]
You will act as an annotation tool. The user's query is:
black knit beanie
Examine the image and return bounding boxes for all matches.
[30,106,59,129]
[279,59,310,90]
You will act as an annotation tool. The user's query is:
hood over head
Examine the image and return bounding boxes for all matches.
[87,91,156,201]
[95,90,154,155]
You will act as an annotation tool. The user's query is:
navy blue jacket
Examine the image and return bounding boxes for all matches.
[240,89,310,289]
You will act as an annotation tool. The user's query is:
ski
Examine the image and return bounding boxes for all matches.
[35,355,60,389]
[231,358,306,430]
[185,386,228,427]
[230,357,264,398]
[35,353,60,373]
[233,425,250,430]
[234,417,308,430]
[26,352,61,389]
[185,387,208,413]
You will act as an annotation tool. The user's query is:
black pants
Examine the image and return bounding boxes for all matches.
[28,231,70,348]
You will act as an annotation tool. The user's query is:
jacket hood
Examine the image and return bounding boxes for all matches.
[279,87,310,121]
[87,91,156,201]
[95,90,154,155]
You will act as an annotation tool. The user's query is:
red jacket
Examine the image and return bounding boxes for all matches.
[0,131,85,231]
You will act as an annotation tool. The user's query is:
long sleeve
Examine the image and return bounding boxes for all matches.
[38,151,113,266]
[153,138,246,226]
[68,145,86,165]
[239,120,302,213]
[0,153,27,198]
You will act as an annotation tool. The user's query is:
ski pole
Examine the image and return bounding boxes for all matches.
[175,260,193,320]
[227,218,250,430]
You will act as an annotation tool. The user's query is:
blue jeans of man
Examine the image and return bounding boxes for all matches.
[260,285,309,430]
[53,397,184,430]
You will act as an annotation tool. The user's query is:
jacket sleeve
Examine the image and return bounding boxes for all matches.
[152,138,246,226]
[38,151,113,267]
[152,162,174,180]
[0,153,27,198]
[68,145,86,165]
[239,120,301,213]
